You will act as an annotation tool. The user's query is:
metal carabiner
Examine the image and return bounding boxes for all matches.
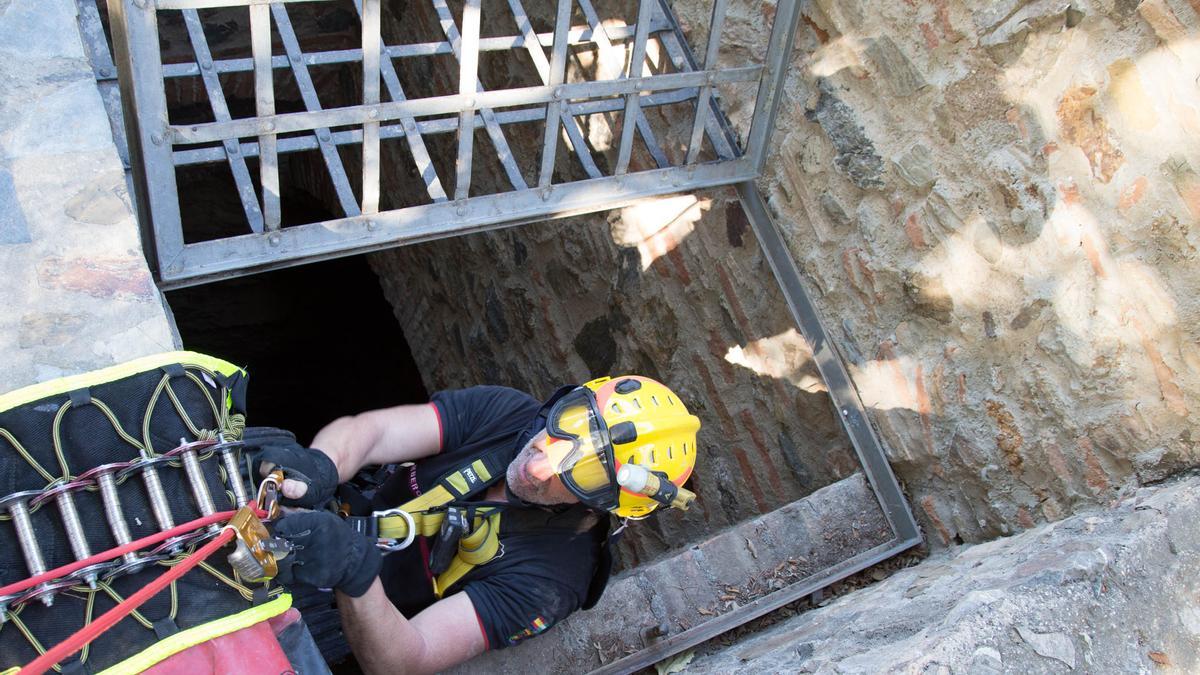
[256,468,285,521]
[372,507,417,552]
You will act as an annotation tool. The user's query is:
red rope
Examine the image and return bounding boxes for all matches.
[20,529,236,675]
[0,510,248,597]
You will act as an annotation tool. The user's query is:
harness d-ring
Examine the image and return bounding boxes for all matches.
[373,508,416,552]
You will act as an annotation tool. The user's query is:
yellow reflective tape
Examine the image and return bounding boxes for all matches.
[471,459,490,482]
[95,594,291,675]
[446,472,468,495]
[0,352,244,414]
[401,485,455,513]
[2,667,18,675]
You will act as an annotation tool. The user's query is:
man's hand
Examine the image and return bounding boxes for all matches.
[272,510,382,597]
[244,428,339,507]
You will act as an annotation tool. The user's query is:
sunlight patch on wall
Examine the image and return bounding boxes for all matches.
[611,194,710,270]
[722,328,825,393]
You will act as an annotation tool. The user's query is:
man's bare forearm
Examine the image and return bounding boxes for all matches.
[337,579,488,674]
[311,415,381,482]
[337,579,429,675]
[311,404,442,481]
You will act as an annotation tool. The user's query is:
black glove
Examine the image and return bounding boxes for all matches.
[244,427,339,508]
[272,510,382,597]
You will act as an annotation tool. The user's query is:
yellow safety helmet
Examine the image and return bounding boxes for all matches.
[541,375,701,518]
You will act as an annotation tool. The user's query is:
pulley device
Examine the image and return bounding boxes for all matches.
[224,470,292,582]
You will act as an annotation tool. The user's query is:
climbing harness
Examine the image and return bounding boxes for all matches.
[344,457,508,597]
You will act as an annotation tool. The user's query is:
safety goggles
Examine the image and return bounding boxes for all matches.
[542,387,619,511]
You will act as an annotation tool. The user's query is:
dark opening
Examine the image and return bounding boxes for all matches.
[164,233,426,443]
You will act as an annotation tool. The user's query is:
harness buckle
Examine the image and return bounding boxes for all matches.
[373,507,416,552]
[344,515,378,539]
[428,506,469,575]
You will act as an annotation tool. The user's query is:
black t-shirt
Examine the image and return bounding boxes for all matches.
[376,386,603,650]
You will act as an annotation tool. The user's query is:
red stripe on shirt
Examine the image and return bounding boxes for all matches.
[473,608,490,651]
[429,402,444,453]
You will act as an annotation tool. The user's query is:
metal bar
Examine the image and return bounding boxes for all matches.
[250,4,280,230]
[172,87,706,166]
[362,0,381,214]
[155,0,330,8]
[168,66,761,145]
[107,0,185,277]
[745,0,801,171]
[76,0,118,77]
[158,159,754,287]
[75,0,131,169]
[353,0,448,203]
[271,4,361,218]
[684,0,728,164]
[643,0,738,159]
[505,0,600,180]
[590,534,921,674]
[614,0,654,174]
[182,9,266,233]
[432,0,527,195]
[453,0,480,200]
[576,0,670,171]
[159,23,659,79]
[737,182,921,541]
[536,0,573,187]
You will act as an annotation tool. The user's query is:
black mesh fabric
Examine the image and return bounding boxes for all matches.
[0,361,275,672]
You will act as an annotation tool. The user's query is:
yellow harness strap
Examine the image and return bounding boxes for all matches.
[433,512,501,596]
[372,459,504,597]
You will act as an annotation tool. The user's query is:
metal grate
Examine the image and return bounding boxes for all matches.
[103,0,799,288]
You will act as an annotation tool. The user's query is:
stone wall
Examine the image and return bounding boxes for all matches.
[0,0,178,391]
[666,0,1200,544]
[687,473,1200,673]
[359,0,1200,554]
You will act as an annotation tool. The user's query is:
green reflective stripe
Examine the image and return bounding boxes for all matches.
[446,472,469,496]
[0,351,243,414]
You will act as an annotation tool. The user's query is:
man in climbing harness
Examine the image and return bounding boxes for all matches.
[250,375,700,673]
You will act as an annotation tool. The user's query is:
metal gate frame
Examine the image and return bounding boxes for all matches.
[86,0,922,670]
[107,0,783,287]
